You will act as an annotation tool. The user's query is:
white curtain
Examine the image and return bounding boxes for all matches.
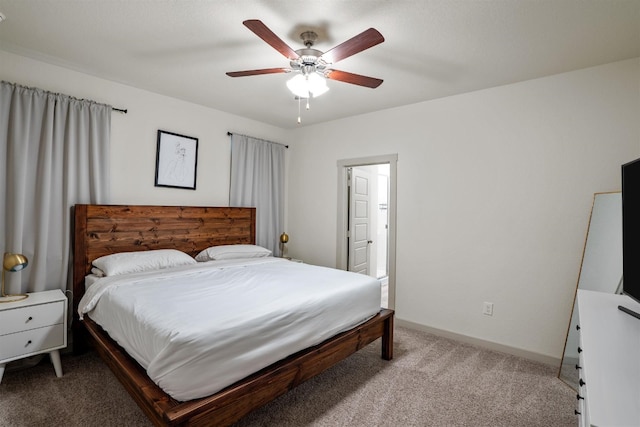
[0,81,111,295]
[229,133,285,255]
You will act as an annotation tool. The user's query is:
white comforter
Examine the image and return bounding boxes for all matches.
[78,257,381,401]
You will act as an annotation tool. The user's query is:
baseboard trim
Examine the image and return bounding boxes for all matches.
[396,318,561,367]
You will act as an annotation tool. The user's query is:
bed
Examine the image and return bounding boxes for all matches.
[72,204,394,426]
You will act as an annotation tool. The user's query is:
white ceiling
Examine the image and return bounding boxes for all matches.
[0,1,638,129]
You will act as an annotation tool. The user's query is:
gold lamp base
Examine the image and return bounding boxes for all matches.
[1,253,30,303]
[279,232,289,258]
[0,293,29,303]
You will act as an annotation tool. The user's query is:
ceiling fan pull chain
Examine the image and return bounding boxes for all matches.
[306,97,310,110]
[297,96,302,124]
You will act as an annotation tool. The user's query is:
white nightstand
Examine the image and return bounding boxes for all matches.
[0,289,68,383]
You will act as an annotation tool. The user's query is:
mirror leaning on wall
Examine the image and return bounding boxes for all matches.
[558,192,622,390]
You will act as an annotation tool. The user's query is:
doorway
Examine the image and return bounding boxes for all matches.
[347,164,389,279]
[337,155,397,309]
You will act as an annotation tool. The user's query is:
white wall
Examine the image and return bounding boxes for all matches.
[0,50,290,206]
[286,58,640,362]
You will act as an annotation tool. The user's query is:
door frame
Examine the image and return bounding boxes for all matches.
[337,154,397,309]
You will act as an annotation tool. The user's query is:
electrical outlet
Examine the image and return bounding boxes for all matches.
[483,302,494,316]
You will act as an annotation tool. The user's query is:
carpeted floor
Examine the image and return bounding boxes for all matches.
[0,326,577,426]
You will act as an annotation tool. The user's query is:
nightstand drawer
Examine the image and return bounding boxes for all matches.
[0,301,64,335]
[0,323,65,360]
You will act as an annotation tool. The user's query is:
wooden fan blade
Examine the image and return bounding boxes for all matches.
[226,68,290,77]
[320,28,384,64]
[243,20,300,60]
[326,69,383,88]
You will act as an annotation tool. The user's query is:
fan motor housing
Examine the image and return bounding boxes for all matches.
[291,48,327,73]
[295,48,323,62]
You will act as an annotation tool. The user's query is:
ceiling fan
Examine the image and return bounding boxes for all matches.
[226,20,385,95]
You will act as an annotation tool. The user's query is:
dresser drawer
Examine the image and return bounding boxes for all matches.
[578,351,590,426]
[0,323,65,361]
[0,301,64,335]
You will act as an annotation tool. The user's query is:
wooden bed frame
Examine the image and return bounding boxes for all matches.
[72,204,394,426]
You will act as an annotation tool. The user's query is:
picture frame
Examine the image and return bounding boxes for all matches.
[154,130,198,190]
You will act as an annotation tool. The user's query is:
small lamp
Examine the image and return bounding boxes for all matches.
[279,232,289,258]
[1,252,29,303]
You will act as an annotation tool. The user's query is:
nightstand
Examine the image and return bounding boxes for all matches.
[0,289,68,383]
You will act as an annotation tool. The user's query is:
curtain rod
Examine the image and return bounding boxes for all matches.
[112,107,128,114]
[227,131,288,149]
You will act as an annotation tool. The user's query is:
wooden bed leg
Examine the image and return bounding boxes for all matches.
[382,311,394,360]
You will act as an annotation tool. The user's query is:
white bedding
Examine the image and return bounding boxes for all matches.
[84,274,101,289]
[78,257,381,401]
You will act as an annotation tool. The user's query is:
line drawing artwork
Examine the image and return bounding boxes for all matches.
[155,130,198,190]
[164,142,188,183]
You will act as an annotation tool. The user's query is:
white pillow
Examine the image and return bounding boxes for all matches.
[92,249,196,276]
[91,267,105,277]
[195,244,272,262]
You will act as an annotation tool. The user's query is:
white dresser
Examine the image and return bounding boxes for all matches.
[0,289,68,383]
[576,289,640,426]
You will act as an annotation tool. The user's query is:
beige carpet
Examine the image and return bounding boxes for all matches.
[0,326,577,426]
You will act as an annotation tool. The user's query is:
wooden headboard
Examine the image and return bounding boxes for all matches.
[72,204,256,331]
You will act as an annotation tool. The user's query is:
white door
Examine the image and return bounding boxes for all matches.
[348,167,372,275]
[337,154,397,310]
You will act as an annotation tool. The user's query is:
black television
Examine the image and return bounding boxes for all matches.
[620,157,640,319]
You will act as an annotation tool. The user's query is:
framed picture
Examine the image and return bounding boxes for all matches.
[154,130,198,190]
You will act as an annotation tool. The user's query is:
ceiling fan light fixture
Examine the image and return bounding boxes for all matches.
[308,73,329,97]
[286,73,329,98]
[286,74,309,98]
